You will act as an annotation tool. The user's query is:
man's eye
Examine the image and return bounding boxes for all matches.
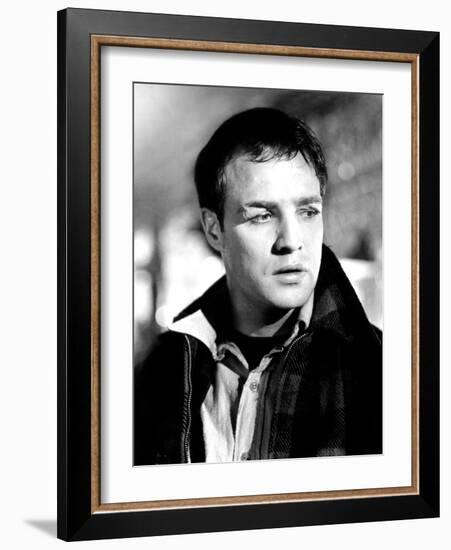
[251,212,272,223]
[300,208,320,219]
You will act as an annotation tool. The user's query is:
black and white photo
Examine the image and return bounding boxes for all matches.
[133,85,383,465]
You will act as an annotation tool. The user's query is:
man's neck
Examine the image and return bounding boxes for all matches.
[230,292,314,338]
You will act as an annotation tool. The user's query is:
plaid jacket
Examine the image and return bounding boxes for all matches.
[134,245,382,464]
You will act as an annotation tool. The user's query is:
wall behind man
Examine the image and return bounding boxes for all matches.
[0,0,447,549]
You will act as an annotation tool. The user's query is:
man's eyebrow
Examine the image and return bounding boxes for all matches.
[295,195,323,206]
[239,195,323,212]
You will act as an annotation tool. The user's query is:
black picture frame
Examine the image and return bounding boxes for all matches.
[57,7,439,541]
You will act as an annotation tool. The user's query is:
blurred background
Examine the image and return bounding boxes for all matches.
[133,83,382,364]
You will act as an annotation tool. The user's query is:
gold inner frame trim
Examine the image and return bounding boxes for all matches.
[90,34,420,514]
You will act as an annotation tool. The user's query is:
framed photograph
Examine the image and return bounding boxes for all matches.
[57,8,439,541]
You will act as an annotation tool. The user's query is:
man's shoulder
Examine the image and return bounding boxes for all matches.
[135,330,186,381]
[136,327,214,379]
[140,329,186,358]
[137,278,229,371]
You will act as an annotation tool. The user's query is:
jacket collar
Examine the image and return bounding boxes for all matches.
[310,244,376,343]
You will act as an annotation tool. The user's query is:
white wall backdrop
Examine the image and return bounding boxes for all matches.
[0,1,448,549]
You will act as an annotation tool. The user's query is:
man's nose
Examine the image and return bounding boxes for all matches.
[273,215,303,254]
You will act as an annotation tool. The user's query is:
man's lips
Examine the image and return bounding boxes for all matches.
[272,265,308,283]
[273,264,306,275]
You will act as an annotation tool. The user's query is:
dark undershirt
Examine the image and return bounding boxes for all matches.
[228,329,286,371]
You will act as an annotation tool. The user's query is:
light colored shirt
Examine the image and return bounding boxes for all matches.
[201,296,313,463]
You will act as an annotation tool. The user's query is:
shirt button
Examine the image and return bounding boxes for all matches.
[249,380,258,392]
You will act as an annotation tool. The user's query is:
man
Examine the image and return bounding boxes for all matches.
[134,107,382,465]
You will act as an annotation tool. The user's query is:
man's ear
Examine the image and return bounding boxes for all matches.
[200,208,223,254]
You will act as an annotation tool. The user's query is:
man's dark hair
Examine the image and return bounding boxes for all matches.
[194,107,328,224]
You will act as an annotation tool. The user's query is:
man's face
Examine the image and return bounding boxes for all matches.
[217,153,323,321]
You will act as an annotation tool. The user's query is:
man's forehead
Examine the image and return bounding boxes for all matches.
[223,153,321,203]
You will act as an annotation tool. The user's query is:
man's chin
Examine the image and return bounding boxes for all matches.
[265,288,313,311]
